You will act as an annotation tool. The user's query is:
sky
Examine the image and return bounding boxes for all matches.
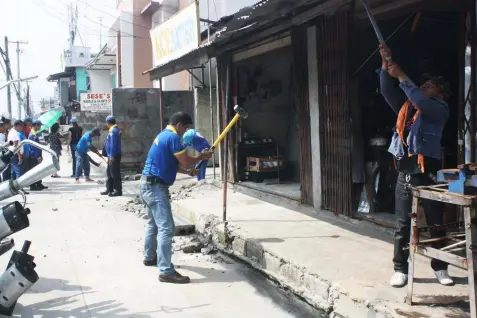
[0,0,116,118]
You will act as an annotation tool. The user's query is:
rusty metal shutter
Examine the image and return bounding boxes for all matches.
[292,27,313,205]
[317,13,354,216]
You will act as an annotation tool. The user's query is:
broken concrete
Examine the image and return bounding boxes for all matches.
[171,185,471,318]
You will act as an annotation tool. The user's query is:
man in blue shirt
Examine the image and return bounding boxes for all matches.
[75,128,101,183]
[28,120,48,191]
[141,112,212,284]
[182,129,211,181]
[101,116,122,197]
[379,44,453,288]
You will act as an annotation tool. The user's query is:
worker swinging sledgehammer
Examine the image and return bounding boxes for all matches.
[378,44,453,288]
[194,105,249,173]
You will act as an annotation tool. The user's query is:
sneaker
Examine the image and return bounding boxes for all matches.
[100,191,111,196]
[30,185,43,192]
[85,178,95,182]
[434,270,454,286]
[38,184,48,190]
[159,271,190,284]
[390,272,408,287]
[143,258,157,266]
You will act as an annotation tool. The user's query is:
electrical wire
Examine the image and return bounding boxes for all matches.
[76,0,151,30]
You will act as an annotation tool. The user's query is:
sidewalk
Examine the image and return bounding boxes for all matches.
[170,183,471,317]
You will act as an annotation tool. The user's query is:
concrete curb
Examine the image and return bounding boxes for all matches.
[171,201,397,318]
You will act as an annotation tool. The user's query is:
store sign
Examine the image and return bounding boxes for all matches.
[150,2,200,67]
[80,93,112,112]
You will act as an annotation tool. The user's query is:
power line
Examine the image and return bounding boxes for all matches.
[76,0,150,30]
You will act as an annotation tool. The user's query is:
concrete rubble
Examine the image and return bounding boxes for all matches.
[167,183,472,318]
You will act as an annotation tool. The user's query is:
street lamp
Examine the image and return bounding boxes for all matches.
[0,76,38,91]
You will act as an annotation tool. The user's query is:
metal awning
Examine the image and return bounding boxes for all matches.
[143,0,351,80]
[86,45,116,71]
[46,70,74,82]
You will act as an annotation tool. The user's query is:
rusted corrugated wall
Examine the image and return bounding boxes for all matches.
[317,12,354,216]
[292,27,314,206]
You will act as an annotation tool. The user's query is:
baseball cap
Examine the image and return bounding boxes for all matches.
[182,129,196,146]
[106,115,115,123]
[71,117,78,124]
[91,128,101,136]
[421,74,451,97]
[24,117,32,123]
[32,120,42,126]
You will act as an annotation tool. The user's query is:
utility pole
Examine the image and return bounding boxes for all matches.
[9,40,28,119]
[99,17,103,49]
[25,84,30,116]
[4,37,12,118]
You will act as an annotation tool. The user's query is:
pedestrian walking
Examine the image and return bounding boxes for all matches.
[182,129,211,181]
[49,123,62,178]
[68,118,83,178]
[101,116,122,197]
[75,128,101,183]
[140,112,213,284]
[28,120,48,191]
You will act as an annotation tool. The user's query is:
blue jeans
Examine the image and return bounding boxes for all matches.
[140,180,175,275]
[196,160,208,181]
[75,151,90,178]
[11,156,23,180]
[70,144,78,176]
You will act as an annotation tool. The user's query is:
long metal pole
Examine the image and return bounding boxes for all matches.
[208,0,216,180]
[16,41,21,119]
[216,63,222,181]
[4,37,11,118]
[159,78,164,130]
[223,61,230,223]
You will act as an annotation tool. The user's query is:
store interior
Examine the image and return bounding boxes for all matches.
[234,46,302,201]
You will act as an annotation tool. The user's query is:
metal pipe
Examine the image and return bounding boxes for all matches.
[208,24,216,180]
[216,63,221,181]
[0,140,60,201]
[223,61,230,223]
[159,78,163,130]
[471,0,477,162]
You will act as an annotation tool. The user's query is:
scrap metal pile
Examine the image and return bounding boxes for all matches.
[0,140,59,316]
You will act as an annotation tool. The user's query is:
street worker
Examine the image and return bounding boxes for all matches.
[8,120,25,180]
[23,117,32,138]
[75,128,101,183]
[101,115,122,197]
[379,44,453,288]
[68,118,83,178]
[49,123,62,178]
[1,118,12,181]
[28,120,48,191]
[19,123,31,185]
[140,112,213,284]
[182,129,211,181]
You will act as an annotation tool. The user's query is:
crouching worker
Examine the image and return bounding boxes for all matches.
[379,44,453,288]
[75,128,101,183]
[140,112,213,284]
[182,129,211,181]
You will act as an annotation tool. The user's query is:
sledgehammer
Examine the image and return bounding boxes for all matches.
[195,105,249,170]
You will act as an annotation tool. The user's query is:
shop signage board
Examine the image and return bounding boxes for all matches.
[150,1,200,67]
[80,93,112,113]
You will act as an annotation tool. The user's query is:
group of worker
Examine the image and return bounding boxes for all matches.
[68,115,123,197]
[0,116,48,192]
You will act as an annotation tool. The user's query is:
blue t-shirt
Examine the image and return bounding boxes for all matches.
[183,129,210,153]
[76,132,93,154]
[142,126,185,185]
[19,131,31,158]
